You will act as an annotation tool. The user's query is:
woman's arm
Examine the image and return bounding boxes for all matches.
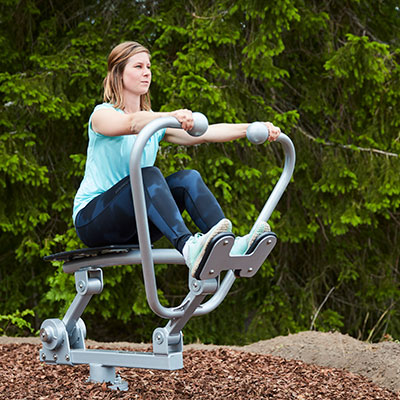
[91,108,194,136]
[164,123,249,145]
[164,122,281,145]
[92,107,281,143]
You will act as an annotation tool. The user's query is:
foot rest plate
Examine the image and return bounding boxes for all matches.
[198,232,277,280]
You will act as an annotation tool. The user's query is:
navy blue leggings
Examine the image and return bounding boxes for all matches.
[75,167,225,253]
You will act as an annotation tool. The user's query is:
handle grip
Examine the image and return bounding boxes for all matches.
[187,112,209,137]
[246,122,269,145]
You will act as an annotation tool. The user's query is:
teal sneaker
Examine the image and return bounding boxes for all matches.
[183,218,232,277]
[230,221,271,256]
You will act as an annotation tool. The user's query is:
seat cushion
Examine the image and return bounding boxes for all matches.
[44,244,140,262]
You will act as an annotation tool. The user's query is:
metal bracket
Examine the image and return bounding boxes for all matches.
[39,318,73,365]
[75,268,103,295]
[152,327,183,355]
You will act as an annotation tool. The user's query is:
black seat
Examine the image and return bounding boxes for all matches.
[44,244,140,262]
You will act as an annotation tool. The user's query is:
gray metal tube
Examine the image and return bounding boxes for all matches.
[62,293,92,333]
[129,117,184,319]
[254,133,296,227]
[195,133,295,316]
[63,249,185,274]
[192,271,236,316]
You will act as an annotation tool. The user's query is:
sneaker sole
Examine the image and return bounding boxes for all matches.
[247,222,271,250]
[193,232,235,279]
[246,231,274,255]
[190,219,232,277]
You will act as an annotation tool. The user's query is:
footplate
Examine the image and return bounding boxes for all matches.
[197,232,277,280]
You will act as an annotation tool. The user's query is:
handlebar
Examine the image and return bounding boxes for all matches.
[129,113,209,319]
[245,121,296,222]
[129,114,295,319]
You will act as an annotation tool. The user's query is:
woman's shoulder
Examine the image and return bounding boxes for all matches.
[88,103,122,137]
[93,103,123,113]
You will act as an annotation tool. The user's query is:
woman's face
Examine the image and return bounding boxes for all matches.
[122,51,151,97]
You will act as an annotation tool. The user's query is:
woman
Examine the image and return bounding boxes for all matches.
[73,41,281,278]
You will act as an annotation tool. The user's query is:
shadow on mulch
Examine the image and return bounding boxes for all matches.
[0,343,398,399]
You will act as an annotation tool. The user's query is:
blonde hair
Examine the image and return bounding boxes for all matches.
[103,41,151,111]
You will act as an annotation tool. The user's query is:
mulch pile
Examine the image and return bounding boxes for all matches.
[1,343,398,399]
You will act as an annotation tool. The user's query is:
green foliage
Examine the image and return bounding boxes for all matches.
[0,309,35,336]
[0,0,399,345]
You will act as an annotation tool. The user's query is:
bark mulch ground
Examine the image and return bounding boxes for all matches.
[1,343,399,399]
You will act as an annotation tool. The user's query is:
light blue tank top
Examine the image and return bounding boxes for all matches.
[73,103,165,222]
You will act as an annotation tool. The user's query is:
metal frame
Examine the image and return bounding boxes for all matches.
[39,113,296,390]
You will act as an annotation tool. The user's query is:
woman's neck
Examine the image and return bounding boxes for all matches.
[122,92,141,113]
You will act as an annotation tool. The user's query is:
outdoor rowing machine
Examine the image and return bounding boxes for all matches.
[39,112,295,391]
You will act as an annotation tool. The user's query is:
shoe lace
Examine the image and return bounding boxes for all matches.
[191,233,203,244]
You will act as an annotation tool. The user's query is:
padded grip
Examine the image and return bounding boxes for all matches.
[187,112,209,137]
[246,121,269,144]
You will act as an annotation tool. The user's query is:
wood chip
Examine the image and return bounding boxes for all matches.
[0,344,398,399]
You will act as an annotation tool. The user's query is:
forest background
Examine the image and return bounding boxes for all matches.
[0,0,399,345]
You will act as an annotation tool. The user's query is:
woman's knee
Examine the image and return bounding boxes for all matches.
[176,169,203,184]
[142,166,164,183]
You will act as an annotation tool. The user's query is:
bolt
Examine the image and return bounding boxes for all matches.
[65,354,70,362]
[78,280,86,291]
[53,353,58,361]
[248,267,253,273]
[155,333,164,344]
[266,239,272,245]
[209,269,215,275]
[191,280,202,292]
[223,240,229,245]
[40,328,49,342]
[42,353,46,361]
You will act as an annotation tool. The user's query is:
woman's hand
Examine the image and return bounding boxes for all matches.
[170,109,194,132]
[265,122,281,142]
